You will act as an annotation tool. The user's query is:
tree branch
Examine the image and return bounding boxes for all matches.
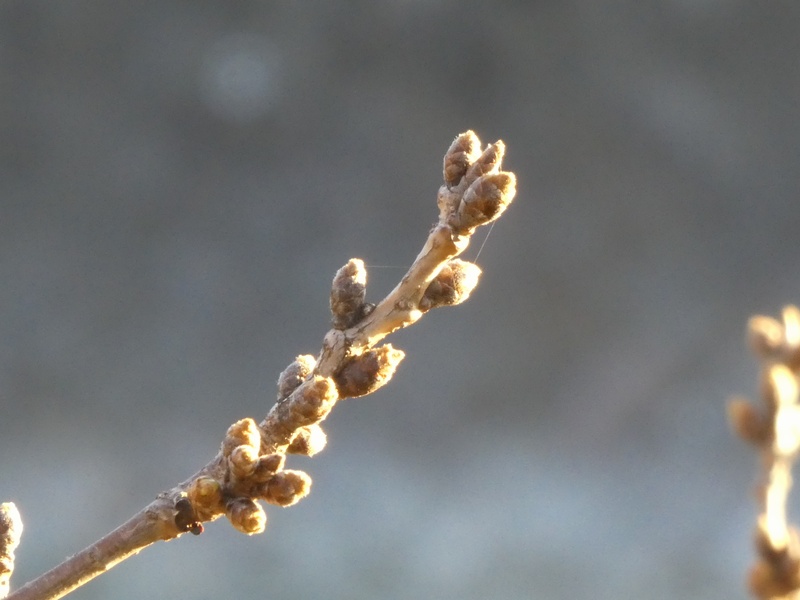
[729,306,800,599]
[6,130,517,600]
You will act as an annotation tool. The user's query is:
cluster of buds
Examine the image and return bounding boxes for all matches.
[729,306,800,599]
[438,130,517,237]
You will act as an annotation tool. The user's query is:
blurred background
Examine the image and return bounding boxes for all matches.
[2,2,799,599]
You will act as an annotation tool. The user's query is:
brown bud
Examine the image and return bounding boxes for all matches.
[727,397,769,446]
[464,141,505,184]
[443,130,481,188]
[288,424,328,456]
[748,315,785,359]
[226,498,267,535]
[261,470,312,507]
[251,453,286,482]
[222,418,262,457]
[333,345,405,399]
[229,445,259,479]
[449,172,517,235]
[331,259,369,330]
[0,502,22,596]
[419,259,481,312]
[186,477,223,516]
[277,355,316,400]
[291,376,339,425]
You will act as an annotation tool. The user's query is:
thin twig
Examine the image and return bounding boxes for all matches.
[6,130,517,600]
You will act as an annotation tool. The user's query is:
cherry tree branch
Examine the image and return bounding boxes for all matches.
[6,130,517,600]
[729,306,800,599]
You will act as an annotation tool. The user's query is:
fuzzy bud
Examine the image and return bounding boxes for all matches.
[226,498,267,535]
[187,477,223,515]
[223,418,262,456]
[449,172,516,235]
[251,453,286,482]
[728,397,769,446]
[277,355,316,400]
[464,141,505,184]
[262,376,339,450]
[333,345,405,399]
[229,445,259,479]
[419,259,481,312]
[331,259,369,330]
[261,470,312,507]
[1,502,22,597]
[288,424,328,456]
[443,130,481,188]
[748,315,785,359]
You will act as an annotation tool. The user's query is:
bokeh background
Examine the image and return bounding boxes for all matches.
[2,2,800,599]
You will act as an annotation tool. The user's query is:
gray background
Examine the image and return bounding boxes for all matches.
[2,2,799,599]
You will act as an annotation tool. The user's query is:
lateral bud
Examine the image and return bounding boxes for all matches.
[226,498,267,535]
[288,424,328,456]
[222,418,262,456]
[277,355,316,400]
[419,259,481,312]
[260,470,312,507]
[333,345,406,399]
[331,259,370,329]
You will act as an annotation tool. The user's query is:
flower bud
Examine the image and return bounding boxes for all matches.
[277,355,316,400]
[449,172,516,235]
[727,397,768,446]
[187,476,223,514]
[226,498,267,535]
[229,445,259,479]
[443,130,481,188]
[464,140,505,183]
[419,259,481,312]
[748,315,785,359]
[222,418,262,456]
[261,470,312,507]
[251,453,286,482]
[288,424,328,456]
[333,345,405,399]
[331,259,369,330]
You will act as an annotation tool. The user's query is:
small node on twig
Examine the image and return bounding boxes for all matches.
[277,355,317,400]
[225,498,267,535]
[331,259,371,330]
[260,470,312,507]
[287,424,327,456]
[419,259,481,312]
[1,502,22,599]
[173,496,204,536]
[333,345,405,399]
[443,130,481,188]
